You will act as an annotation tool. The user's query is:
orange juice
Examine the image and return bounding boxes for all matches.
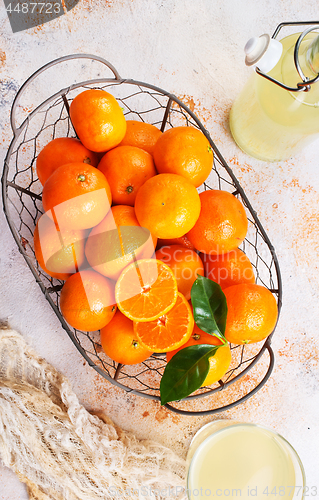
[187,421,305,500]
[229,32,319,162]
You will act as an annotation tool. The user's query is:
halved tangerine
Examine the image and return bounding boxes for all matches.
[115,259,178,322]
[133,292,194,353]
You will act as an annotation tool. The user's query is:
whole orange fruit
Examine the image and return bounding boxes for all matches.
[60,270,116,332]
[34,213,86,279]
[134,173,201,239]
[36,137,98,186]
[118,120,162,156]
[187,190,248,255]
[69,89,127,152]
[85,205,157,280]
[155,244,204,300]
[42,162,112,230]
[223,283,278,345]
[166,324,231,386]
[201,248,255,289]
[153,126,213,187]
[100,310,152,365]
[98,145,156,206]
[157,234,195,251]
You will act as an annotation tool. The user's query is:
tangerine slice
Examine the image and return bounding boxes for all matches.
[133,292,194,353]
[115,259,178,322]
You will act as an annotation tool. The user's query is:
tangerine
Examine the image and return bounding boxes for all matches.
[60,270,116,332]
[223,283,278,344]
[157,234,195,251]
[100,310,153,365]
[201,248,255,289]
[134,292,194,353]
[153,126,213,187]
[98,145,156,206]
[85,205,157,280]
[69,89,126,152]
[115,259,178,322]
[134,173,201,239]
[34,213,86,279]
[155,244,204,300]
[36,137,98,186]
[42,162,112,230]
[187,190,248,255]
[118,120,162,156]
[166,324,231,386]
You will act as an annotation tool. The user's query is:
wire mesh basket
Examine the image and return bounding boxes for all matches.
[2,54,282,416]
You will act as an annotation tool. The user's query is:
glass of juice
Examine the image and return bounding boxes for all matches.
[186,420,306,500]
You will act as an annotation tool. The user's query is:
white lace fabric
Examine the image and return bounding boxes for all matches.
[0,324,187,499]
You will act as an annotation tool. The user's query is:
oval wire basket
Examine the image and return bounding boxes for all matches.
[2,54,282,416]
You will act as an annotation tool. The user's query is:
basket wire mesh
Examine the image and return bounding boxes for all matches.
[2,54,282,416]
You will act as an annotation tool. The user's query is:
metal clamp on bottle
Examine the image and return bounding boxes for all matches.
[247,21,319,92]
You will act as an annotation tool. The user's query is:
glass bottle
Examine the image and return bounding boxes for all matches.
[229,25,319,162]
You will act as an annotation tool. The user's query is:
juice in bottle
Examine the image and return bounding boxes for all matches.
[229,32,319,162]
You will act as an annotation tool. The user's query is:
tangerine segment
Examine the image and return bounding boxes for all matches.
[134,293,194,353]
[115,259,178,322]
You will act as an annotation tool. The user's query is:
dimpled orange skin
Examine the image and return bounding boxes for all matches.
[187,190,248,255]
[69,89,127,152]
[100,310,153,365]
[118,120,162,156]
[134,173,201,239]
[42,162,112,230]
[36,137,99,186]
[223,283,278,345]
[60,270,117,332]
[157,234,196,251]
[153,126,213,187]
[98,145,156,206]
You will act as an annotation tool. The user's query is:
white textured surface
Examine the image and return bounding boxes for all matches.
[1,1,319,498]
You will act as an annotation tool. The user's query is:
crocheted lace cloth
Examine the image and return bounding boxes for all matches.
[0,324,187,499]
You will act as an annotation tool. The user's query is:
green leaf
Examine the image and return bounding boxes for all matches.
[160,344,220,405]
[191,275,228,342]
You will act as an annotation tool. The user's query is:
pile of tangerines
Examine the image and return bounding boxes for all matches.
[33,88,278,391]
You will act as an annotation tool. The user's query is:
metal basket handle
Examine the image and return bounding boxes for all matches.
[10,53,122,136]
[163,343,275,416]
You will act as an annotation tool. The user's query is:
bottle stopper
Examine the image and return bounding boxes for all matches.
[244,34,283,73]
